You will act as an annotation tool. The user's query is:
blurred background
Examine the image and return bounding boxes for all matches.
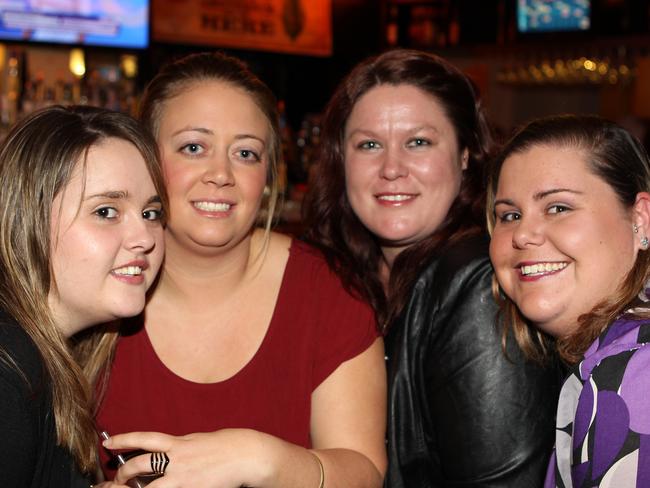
[0,0,647,224]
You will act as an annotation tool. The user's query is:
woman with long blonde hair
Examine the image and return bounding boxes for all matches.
[0,105,166,487]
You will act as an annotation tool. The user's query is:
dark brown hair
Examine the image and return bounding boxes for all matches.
[487,114,650,364]
[138,51,281,233]
[0,105,166,473]
[303,49,493,329]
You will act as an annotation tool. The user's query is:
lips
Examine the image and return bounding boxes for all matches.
[193,201,233,212]
[375,193,418,205]
[111,260,148,284]
[517,261,568,280]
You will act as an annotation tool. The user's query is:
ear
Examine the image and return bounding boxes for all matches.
[632,192,650,252]
[461,148,469,171]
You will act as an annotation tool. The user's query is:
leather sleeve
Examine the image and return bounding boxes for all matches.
[385,236,562,488]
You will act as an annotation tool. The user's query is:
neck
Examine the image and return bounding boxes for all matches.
[380,243,409,273]
[154,228,267,304]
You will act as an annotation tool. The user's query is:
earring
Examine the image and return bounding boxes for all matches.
[642,236,649,249]
[634,224,639,233]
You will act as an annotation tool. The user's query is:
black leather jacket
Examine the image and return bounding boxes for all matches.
[384,234,563,488]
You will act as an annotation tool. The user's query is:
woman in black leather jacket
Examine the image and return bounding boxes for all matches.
[304,49,562,487]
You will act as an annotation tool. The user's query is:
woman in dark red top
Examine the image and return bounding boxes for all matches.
[98,52,386,488]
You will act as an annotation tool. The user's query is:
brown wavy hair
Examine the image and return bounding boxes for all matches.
[0,105,166,473]
[303,49,494,330]
[138,51,281,235]
[487,114,650,364]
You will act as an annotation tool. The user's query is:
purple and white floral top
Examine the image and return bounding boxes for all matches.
[545,314,650,488]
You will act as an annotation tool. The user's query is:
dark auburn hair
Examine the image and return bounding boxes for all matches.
[138,51,281,233]
[303,49,493,329]
[0,105,166,473]
[487,114,650,364]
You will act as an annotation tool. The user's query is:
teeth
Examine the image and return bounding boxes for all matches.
[114,266,142,276]
[377,194,413,202]
[521,262,567,276]
[194,201,231,212]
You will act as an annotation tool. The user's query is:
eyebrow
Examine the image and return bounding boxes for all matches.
[86,192,162,205]
[409,124,440,135]
[171,127,266,145]
[171,126,212,137]
[533,188,583,200]
[86,191,128,200]
[493,188,583,207]
[346,124,440,138]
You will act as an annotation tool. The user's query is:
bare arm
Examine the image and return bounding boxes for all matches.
[104,338,387,488]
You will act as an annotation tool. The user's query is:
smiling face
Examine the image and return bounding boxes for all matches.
[156,81,270,255]
[489,144,642,338]
[343,84,467,262]
[49,138,165,336]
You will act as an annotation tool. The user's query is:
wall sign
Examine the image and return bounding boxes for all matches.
[152,0,332,56]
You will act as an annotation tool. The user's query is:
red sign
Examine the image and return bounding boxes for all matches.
[152,0,332,56]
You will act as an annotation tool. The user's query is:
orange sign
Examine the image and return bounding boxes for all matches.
[152,0,332,56]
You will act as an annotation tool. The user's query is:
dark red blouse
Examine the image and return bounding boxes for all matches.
[96,239,377,478]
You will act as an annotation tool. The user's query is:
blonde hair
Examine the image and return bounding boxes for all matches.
[487,114,650,364]
[0,105,167,473]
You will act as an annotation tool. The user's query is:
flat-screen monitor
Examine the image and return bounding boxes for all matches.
[518,0,590,33]
[0,0,149,48]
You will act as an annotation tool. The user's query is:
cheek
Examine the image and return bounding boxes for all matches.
[344,159,374,202]
[417,157,462,195]
[489,233,512,281]
[53,230,105,275]
[241,165,269,201]
[161,158,194,194]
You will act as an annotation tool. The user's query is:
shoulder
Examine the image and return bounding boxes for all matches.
[413,233,493,303]
[285,238,375,317]
[287,238,345,285]
[0,310,44,390]
[390,233,499,358]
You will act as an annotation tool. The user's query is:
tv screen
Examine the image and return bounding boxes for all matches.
[0,0,149,48]
[518,0,590,33]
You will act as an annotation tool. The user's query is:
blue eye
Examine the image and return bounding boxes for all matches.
[406,138,431,147]
[180,143,204,156]
[237,149,261,162]
[358,140,380,150]
[95,207,118,219]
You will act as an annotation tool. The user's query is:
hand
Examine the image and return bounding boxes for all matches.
[102,429,276,488]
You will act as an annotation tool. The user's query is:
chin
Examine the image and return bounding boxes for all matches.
[111,301,146,320]
[530,314,574,339]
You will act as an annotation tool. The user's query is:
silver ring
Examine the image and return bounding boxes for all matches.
[150,451,170,475]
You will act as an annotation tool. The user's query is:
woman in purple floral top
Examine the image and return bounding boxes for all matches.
[487,114,650,488]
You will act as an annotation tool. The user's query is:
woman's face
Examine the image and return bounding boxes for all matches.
[343,84,467,261]
[49,138,165,336]
[156,81,270,254]
[490,144,644,338]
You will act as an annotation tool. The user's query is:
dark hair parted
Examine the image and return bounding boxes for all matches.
[303,49,494,330]
[487,114,650,364]
[138,51,281,232]
[0,105,166,473]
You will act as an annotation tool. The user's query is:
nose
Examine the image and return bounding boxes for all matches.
[125,214,157,253]
[379,147,408,181]
[202,153,235,187]
[511,215,545,249]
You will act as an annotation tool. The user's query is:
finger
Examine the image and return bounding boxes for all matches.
[113,452,167,484]
[103,431,174,451]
